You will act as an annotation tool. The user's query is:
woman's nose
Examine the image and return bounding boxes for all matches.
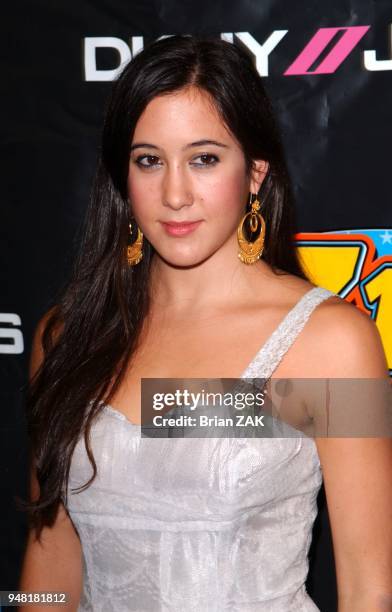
[162,164,193,211]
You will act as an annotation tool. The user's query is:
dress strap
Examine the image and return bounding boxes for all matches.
[240,286,337,379]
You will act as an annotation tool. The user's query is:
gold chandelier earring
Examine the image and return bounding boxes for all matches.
[237,193,266,264]
[127,220,144,266]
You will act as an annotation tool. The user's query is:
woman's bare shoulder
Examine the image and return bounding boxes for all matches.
[300,291,389,377]
[254,270,387,377]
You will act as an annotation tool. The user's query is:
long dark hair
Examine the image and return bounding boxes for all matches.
[19,34,308,540]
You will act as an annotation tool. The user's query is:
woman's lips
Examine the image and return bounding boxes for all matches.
[160,220,203,236]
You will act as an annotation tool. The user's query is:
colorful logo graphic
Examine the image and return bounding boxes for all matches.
[296,229,392,375]
[84,24,392,81]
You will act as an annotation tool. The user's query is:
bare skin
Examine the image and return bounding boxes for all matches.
[106,273,339,425]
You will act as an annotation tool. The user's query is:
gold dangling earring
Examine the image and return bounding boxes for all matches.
[237,193,266,264]
[127,220,144,266]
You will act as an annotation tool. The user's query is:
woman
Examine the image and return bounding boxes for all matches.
[19,35,391,611]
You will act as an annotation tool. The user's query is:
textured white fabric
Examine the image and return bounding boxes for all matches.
[66,286,336,611]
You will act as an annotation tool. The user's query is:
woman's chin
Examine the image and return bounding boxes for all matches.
[153,247,214,269]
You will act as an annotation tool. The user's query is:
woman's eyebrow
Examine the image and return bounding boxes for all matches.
[130,139,230,152]
[130,143,158,152]
[184,139,229,150]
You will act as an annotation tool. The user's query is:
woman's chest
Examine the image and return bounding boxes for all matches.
[67,414,321,525]
[105,319,308,426]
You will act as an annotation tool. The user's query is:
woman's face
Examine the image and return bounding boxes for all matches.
[127,86,267,267]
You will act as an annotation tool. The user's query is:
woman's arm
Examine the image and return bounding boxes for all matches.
[18,471,83,611]
[18,310,83,611]
[310,301,392,611]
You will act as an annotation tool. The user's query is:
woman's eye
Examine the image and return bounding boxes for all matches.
[134,155,161,168]
[133,153,219,169]
[191,154,219,167]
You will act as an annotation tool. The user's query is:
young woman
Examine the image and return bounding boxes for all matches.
[19,35,391,611]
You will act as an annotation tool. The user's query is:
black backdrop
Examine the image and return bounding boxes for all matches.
[2,2,392,610]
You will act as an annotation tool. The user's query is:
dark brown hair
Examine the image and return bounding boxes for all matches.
[19,34,308,540]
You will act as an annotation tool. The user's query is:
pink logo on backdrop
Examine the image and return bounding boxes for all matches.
[284,26,370,75]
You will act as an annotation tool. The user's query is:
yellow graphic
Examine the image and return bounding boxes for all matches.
[298,244,361,294]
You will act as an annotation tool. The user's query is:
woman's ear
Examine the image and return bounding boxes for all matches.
[249,160,269,194]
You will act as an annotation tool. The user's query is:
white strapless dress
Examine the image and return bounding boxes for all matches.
[65,286,336,611]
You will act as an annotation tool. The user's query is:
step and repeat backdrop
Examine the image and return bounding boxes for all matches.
[1,1,391,609]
